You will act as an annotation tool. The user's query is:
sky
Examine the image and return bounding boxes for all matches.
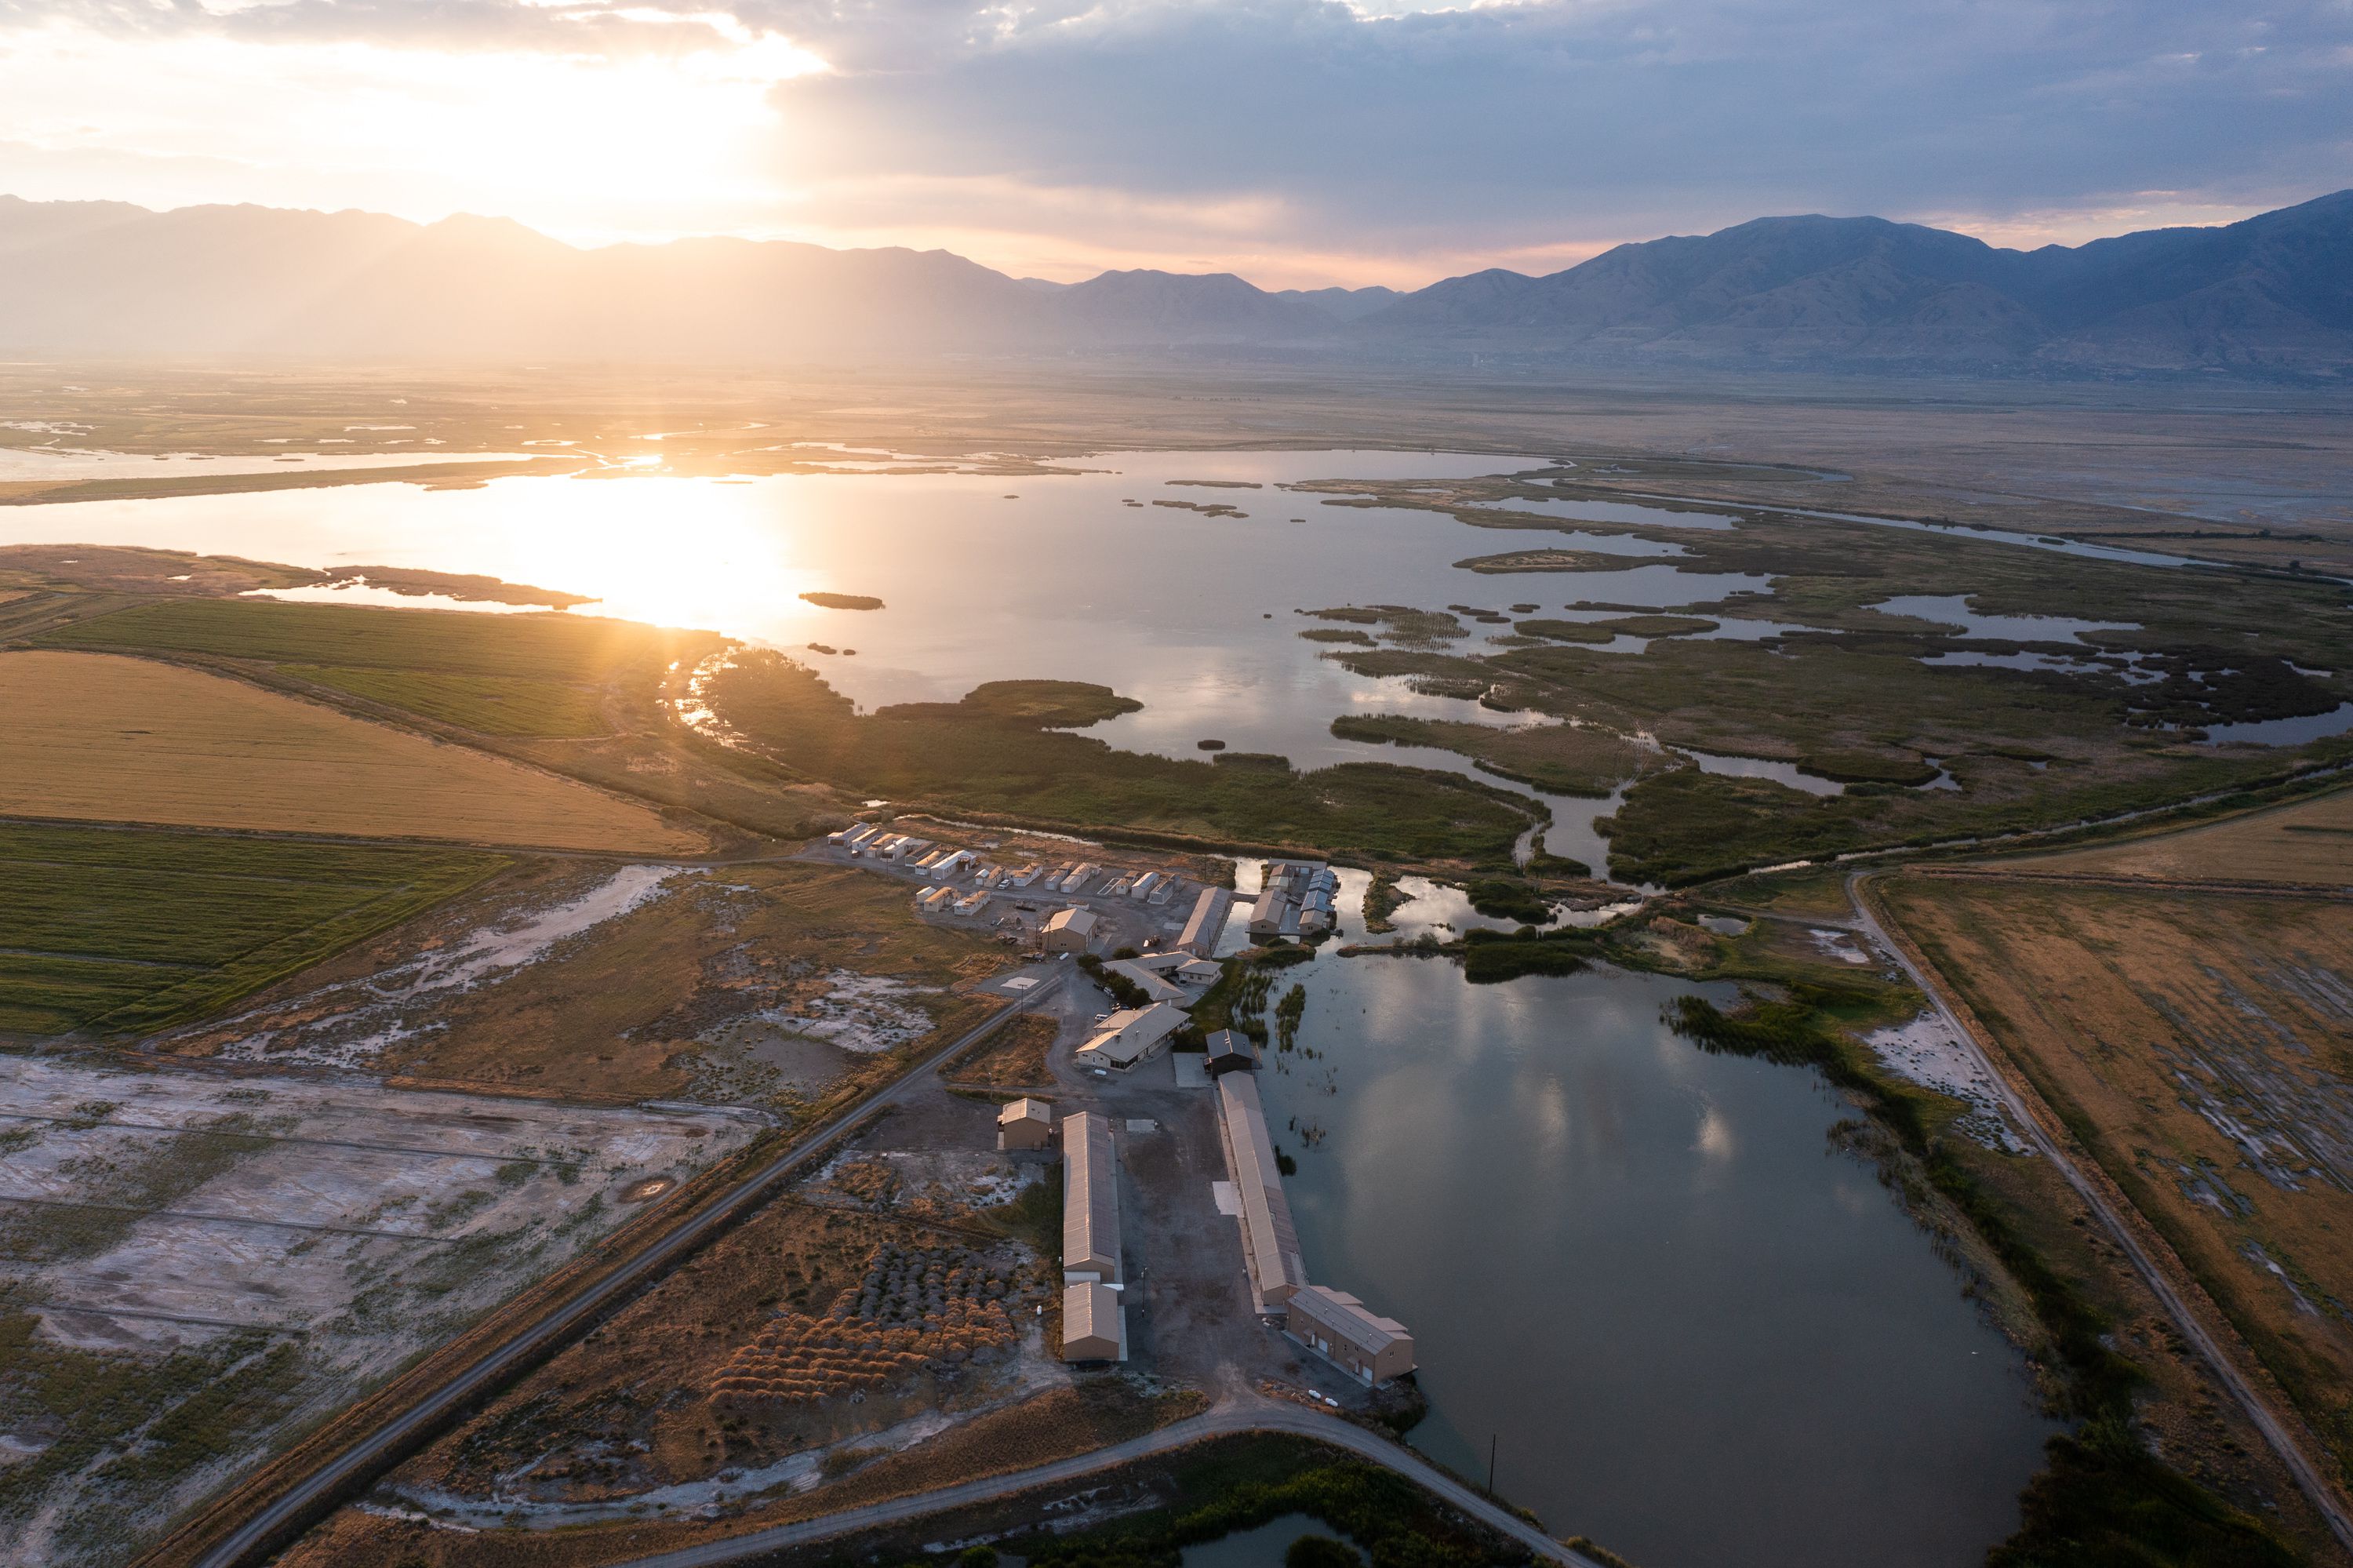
[0,0,2347,288]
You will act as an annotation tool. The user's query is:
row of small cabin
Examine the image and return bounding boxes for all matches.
[997,1078,1412,1386]
[834,824,1192,905]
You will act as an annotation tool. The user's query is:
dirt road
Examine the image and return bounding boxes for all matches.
[605,1392,1603,1568]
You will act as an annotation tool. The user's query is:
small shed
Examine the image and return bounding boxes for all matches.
[1205,1029,1257,1075]
[998,1097,1054,1151]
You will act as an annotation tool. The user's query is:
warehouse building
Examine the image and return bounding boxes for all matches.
[1178,886,1233,956]
[1041,906,1100,954]
[1061,1281,1127,1362]
[1077,1002,1187,1071]
[1216,1071,1307,1311]
[1286,1286,1415,1385]
[1061,1111,1122,1286]
[997,1097,1053,1151]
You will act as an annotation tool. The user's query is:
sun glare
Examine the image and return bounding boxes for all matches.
[0,22,826,237]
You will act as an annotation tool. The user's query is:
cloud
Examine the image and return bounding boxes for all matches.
[0,0,2344,281]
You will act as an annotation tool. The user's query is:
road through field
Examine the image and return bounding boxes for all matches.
[166,969,1070,1568]
[1849,871,2353,1553]
[603,1392,1603,1568]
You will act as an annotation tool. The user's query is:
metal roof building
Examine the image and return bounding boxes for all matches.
[1061,1281,1127,1362]
[1216,1071,1307,1311]
[1041,905,1100,953]
[1205,1028,1257,1075]
[1287,1285,1414,1385]
[1077,1002,1187,1071]
[1060,1111,1122,1285]
[1102,959,1190,1006]
[1178,886,1233,956]
[998,1097,1053,1151]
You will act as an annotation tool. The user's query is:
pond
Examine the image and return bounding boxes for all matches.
[1252,880,2058,1568]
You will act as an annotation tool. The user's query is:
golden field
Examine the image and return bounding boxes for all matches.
[2009,783,2353,886]
[0,650,702,853]
[1881,869,2353,1482]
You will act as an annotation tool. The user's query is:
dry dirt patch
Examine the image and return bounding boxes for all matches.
[0,650,700,853]
[162,861,1009,1108]
[0,1055,754,1568]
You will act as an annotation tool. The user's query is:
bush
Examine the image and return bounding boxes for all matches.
[1464,879,1549,923]
[1285,1536,1358,1568]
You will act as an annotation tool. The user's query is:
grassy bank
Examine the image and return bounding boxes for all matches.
[707,652,1536,866]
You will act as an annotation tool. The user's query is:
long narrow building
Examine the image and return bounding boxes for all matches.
[1060,1111,1122,1286]
[1178,886,1233,957]
[1215,1071,1307,1312]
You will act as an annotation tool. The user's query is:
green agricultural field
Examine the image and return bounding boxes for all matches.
[277,664,610,736]
[38,597,714,683]
[0,823,505,1035]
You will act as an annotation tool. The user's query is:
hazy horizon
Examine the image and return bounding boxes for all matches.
[9,184,2348,296]
[4,0,2347,290]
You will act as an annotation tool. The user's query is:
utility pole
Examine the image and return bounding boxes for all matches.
[1487,1433,1497,1493]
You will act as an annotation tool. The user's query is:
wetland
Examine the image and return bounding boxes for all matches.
[5,377,2351,1566]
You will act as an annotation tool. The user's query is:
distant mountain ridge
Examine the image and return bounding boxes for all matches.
[2,191,2348,375]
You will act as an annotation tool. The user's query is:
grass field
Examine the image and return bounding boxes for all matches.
[39,596,711,681]
[0,651,701,852]
[2006,782,2353,886]
[1879,869,2353,1493]
[943,1013,1059,1088]
[277,664,610,737]
[0,821,504,1035]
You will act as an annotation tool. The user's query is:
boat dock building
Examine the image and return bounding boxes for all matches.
[1286,1286,1415,1385]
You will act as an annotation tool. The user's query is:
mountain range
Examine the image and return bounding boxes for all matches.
[2,190,2348,376]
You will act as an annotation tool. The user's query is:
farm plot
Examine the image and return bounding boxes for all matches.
[0,650,703,852]
[1879,872,2353,1483]
[0,820,504,1036]
[0,1055,755,1568]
